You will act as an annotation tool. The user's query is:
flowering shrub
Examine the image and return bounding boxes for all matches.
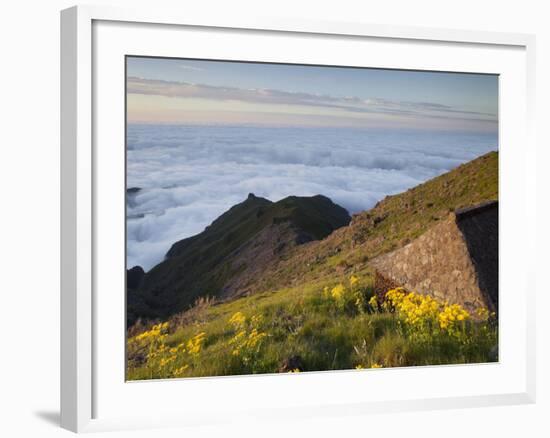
[368,294,379,310]
[475,306,494,321]
[228,312,267,368]
[127,322,206,379]
[186,332,207,356]
[326,275,370,314]
[382,287,490,342]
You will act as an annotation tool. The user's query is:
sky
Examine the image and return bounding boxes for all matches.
[126,57,498,132]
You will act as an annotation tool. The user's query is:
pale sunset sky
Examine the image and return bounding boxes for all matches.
[126,56,498,132]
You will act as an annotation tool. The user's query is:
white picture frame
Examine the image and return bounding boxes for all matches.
[60,4,537,433]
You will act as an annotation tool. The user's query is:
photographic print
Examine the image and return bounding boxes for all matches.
[126,57,498,380]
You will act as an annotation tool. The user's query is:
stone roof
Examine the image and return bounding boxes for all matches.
[370,201,498,313]
[455,200,498,221]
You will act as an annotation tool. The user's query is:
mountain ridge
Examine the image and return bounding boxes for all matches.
[127,193,351,324]
[247,151,499,294]
[127,151,498,326]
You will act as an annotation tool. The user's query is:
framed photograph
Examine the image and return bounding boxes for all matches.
[61,5,536,433]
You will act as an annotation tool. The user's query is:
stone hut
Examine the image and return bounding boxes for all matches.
[370,200,498,313]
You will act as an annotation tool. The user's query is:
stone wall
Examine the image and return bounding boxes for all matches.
[370,201,498,313]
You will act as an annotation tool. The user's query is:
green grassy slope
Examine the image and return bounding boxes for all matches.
[127,151,499,379]
[253,151,499,292]
[127,270,497,379]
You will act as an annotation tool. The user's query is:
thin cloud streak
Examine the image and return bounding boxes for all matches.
[127,76,497,126]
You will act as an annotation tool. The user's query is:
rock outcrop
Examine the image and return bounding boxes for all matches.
[371,201,498,313]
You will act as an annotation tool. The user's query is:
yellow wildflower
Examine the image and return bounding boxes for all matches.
[173,364,189,376]
[186,332,206,356]
[229,312,246,328]
[476,307,490,321]
[331,284,345,300]
[368,295,378,308]
[228,313,267,364]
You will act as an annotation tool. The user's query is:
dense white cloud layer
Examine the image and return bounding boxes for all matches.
[126,125,497,270]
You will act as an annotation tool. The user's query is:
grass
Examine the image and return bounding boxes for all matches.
[127,272,497,380]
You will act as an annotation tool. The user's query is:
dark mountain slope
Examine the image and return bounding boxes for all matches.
[127,194,350,324]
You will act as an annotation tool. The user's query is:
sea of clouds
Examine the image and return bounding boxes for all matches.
[126,124,498,271]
